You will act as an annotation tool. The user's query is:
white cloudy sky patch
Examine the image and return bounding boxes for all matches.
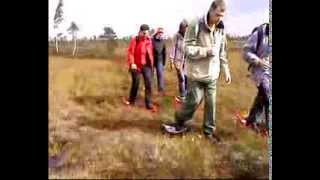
[49,0,269,38]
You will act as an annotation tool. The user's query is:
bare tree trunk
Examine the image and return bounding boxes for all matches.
[72,35,77,57]
[55,37,59,53]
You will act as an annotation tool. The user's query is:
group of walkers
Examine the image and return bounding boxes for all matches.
[124,0,272,144]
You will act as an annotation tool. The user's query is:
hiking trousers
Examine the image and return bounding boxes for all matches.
[129,65,153,108]
[247,77,271,130]
[154,60,165,92]
[176,67,188,97]
[175,79,217,135]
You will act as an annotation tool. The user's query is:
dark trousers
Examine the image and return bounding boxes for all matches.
[129,65,153,108]
[247,83,270,130]
[154,61,165,92]
[176,67,188,97]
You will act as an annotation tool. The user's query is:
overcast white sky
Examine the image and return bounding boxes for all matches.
[49,0,269,39]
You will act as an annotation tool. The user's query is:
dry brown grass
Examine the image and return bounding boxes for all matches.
[48,47,268,179]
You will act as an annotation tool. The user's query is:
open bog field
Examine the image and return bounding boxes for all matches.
[48,46,268,179]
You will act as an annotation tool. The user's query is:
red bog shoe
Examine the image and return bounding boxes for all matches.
[235,112,248,127]
[235,112,261,134]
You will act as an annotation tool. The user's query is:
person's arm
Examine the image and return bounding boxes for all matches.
[127,37,136,69]
[219,32,230,76]
[169,34,177,62]
[169,35,178,70]
[147,39,154,68]
[184,19,211,60]
[243,31,260,64]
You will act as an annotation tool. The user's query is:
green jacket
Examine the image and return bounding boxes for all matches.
[184,16,230,82]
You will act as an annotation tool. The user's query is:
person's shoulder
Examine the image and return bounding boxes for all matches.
[188,18,200,28]
[146,37,153,44]
[127,35,135,43]
[172,32,179,38]
[245,29,259,45]
[248,28,259,40]
[251,23,269,36]
[129,35,138,40]
[146,36,152,41]
[184,17,201,39]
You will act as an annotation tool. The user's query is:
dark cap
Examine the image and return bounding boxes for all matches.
[140,24,150,31]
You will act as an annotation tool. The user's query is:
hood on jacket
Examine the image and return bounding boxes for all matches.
[202,0,226,31]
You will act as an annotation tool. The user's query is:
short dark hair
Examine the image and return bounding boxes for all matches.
[210,0,226,11]
[140,24,150,31]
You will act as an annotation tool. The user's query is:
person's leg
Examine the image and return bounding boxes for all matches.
[203,80,217,135]
[176,67,187,97]
[175,80,204,126]
[129,70,140,104]
[142,65,153,108]
[156,62,164,92]
[183,62,188,95]
[246,84,265,124]
[261,78,271,130]
[184,74,188,96]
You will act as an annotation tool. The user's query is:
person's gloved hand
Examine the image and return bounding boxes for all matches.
[224,70,231,84]
[131,63,137,70]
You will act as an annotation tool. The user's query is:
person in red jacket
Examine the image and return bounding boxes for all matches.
[125,24,156,111]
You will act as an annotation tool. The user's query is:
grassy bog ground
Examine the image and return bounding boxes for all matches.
[48,45,268,178]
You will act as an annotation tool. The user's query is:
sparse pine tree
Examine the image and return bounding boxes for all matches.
[53,0,64,53]
[102,26,117,40]
[67,21,80,56]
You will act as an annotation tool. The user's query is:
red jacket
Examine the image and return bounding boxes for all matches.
[127,35,154,72]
